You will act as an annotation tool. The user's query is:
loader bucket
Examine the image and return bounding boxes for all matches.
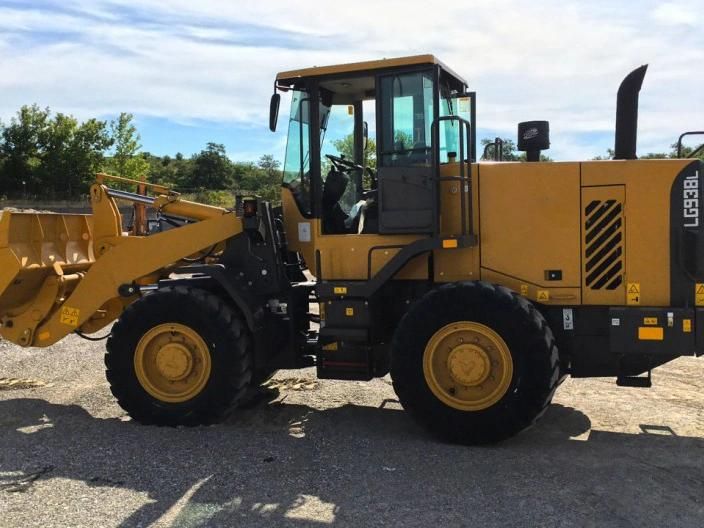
[0,211,94,337]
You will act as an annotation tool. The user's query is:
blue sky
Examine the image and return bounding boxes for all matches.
[0,0,702,162]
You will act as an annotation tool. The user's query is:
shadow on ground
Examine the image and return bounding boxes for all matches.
[0,397,702,527]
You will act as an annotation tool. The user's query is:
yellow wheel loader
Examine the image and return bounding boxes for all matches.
[1,55,703,444]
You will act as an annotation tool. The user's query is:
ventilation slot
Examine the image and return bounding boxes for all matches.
[585,200,624,290]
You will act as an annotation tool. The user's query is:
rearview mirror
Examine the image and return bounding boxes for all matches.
[363,121,369,150]
[269,93,281,132]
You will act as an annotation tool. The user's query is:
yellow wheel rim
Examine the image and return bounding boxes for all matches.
[423,321,513,411]
[134,323,212,403]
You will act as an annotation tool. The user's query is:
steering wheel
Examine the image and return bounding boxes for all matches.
[326,153,363,172]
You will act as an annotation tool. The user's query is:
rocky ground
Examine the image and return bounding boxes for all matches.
[0,334,703,527]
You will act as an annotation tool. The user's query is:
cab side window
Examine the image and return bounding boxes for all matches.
[378,72,434,167]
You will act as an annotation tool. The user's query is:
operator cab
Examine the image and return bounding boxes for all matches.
[272,55,476,236]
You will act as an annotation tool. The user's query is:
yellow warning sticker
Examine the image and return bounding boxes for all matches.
[520,284,529,296]
[345,307,354,317]
[696,284,704,306]
[334,286,347,295]
[643,317,658,326]
[627,283,640,305]
[537,290,550,302]
[683,319,692,333]
[60,306,80,327]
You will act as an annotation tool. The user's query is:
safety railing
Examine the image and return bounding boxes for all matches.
[431,115,473,237]
[677,131,704,159]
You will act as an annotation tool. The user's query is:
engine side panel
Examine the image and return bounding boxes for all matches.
[478,158,698,308]
[478,162,582,298]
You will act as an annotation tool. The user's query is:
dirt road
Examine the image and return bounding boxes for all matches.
[1,335,703,527]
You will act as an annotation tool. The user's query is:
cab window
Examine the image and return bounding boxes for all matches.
[438,81,473,164]
[378,71,434,167]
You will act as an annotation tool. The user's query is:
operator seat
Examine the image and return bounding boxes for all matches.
[322,169,350,234]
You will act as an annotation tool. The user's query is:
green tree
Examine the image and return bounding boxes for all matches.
[0,105,50,196]
[187,142,234,190]
[35,112,76,196]
[39,114,111,197]
[257,154,281,180]
[171,152,194,188]
[108,113,149,180]
[254,154,282,202]
[142,152,192,189]
[68,118,113,195]
[233,155,282,203]
[0,105,111,198]
[232,161,257,188]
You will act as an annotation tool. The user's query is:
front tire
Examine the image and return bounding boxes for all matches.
[105,286,252,425]
[391,281,559,445]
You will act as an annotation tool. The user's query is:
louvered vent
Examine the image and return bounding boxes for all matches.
[584,199,623,290]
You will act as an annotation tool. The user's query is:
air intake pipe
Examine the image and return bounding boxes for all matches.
[614,65,648,160]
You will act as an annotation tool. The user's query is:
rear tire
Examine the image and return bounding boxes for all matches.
[391,281,559,445]
[105,286,252,426]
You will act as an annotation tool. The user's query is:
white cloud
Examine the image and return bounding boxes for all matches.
[652,2,698,26]
[0,0,702,159]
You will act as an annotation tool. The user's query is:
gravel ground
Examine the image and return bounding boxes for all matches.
[0,334,703,527]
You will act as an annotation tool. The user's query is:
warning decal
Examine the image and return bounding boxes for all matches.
[696,284,704,306]
[627,283,640,305]
[60,306,80,327]
[520,284,529,296]
[536,290,550,302]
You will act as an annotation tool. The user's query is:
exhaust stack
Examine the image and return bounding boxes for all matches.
[614,65,648,160]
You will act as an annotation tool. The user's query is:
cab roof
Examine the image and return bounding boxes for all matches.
[275,54,467,88]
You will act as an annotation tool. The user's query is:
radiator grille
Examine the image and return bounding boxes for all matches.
[584,199,623,290]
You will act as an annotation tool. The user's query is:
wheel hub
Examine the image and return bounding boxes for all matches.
[156,343,193,381]
[134,323,212,403]
[422,321,514,411]
[447,345,491,386]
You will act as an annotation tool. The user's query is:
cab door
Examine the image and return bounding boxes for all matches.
[376,70,437,234]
